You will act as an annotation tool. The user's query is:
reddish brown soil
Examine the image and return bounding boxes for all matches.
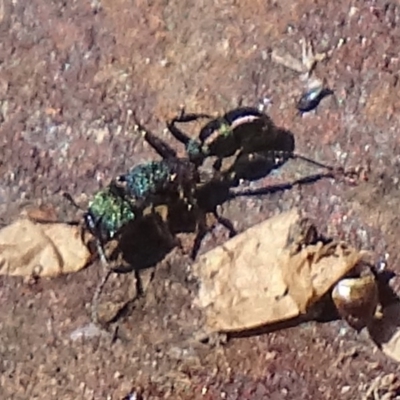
[1,0,400,399]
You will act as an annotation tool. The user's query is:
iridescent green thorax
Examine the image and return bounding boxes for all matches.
[122,161,172,199]
[88,187,136,239]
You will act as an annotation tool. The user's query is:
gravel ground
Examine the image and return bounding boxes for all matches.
[1,0,400,399]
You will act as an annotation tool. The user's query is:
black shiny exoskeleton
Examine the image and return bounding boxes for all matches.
[166,107,279,167]
[66,128,205,327]
[134,119,237,256]
[68,106,350,330]
[164,106,338,184]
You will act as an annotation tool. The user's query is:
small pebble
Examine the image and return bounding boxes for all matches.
[297,86,334,113]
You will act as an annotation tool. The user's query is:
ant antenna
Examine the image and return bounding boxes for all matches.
[133,113,178,159]
[63,192,84,211]
[240,150,355,182]
[291,153,337,171]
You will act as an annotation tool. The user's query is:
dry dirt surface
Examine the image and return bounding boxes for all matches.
[1,0,400,399]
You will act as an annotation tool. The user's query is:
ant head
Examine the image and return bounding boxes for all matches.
[85,187,136,244]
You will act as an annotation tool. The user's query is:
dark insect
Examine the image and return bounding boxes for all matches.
[296,86,334,113]
[134,119,237,256]
[83,157,200,252]
[165,106,339,183]
[68,115,245,328]
[142,107,354,249]
[67,106,355,330]
[166,107,277,168]
[66,132,205,327]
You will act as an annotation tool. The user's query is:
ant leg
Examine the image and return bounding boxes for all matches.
[291,152,337,171]
[90,257,144,329]
[285,151,360,179]
[63,192,84,210]
[254,149,341,173]
[84,214,108,266]
[230,171,337,198]
[133,116,177,159]
[82,213,116,327]
[146,129,178,160]
[190,208,236,260]
[233,149,348,178]
[176,108,213,122]
[212,209,237,238]
[64,192,119,328]
[167,108,212,146]
[91,267,113,326]
[290,153,365,182]
[134,269,145,297]
[190,211,209,260]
